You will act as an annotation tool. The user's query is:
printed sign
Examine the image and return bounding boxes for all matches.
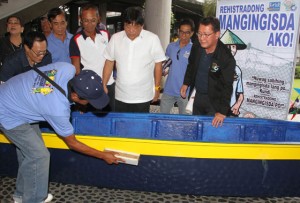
[216,0,300,120]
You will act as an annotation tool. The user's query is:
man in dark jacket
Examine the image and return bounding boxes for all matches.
[180,17,236,127]
[0,31,52,83]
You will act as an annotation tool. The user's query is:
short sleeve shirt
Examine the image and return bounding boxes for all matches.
[164,40,192,96]
[0,62,75,137]
[69,30,114,85]
[103,30,166,103]
[47,32,73,63]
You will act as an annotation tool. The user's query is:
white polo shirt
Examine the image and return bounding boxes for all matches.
[103,30,165,103]
[70,30,114,85]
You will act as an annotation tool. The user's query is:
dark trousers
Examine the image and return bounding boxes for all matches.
[102,83,115,112]
[115,99,151,113]
[193,93,216,116]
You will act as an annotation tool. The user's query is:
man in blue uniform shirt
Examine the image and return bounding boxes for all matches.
[47,7,73,63]
[160,18,194,114]
[0,62,122,203]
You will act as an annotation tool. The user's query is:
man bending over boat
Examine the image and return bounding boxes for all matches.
[0,62,123,203]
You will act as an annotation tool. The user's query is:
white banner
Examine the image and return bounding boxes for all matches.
[216,0,300,120]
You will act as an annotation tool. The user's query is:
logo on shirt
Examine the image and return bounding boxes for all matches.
[210,63,219,73]
[32,69,57,96]
[183,51,190,58]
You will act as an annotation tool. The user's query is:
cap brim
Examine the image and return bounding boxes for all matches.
[88,93,110,110]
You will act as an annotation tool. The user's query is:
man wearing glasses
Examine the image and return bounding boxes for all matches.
[70,3,115,111]
[180,17,236,127]
[0,30,52,201]
[160,18,195,114]
[0,31,52,83]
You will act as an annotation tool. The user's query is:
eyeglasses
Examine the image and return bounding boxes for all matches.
[176,49,180,60]
[31,49,48,57]
[179,30,191,35]
[196,32,215,38]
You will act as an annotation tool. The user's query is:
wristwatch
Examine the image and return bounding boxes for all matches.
[155,86,161,91]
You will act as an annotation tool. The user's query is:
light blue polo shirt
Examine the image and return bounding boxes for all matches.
[164,40,192,96]
[47,32,73,63]
[0,62,75,137]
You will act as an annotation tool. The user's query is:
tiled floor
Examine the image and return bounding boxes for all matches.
[1,176,300,203]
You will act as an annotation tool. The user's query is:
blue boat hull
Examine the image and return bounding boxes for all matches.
[1,143,300,197]
[1,112,300,197]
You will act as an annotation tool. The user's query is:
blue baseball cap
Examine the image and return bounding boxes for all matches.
[70,70,109,109]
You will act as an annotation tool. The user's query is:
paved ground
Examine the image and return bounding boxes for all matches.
[1,176,300,203]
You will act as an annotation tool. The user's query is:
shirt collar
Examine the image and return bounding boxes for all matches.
[139,29,145,38]
[66,31,73,40]
[123,29,144,41]
[81,29,101,40]
[176,39,193,48]
[49,32,72,40]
